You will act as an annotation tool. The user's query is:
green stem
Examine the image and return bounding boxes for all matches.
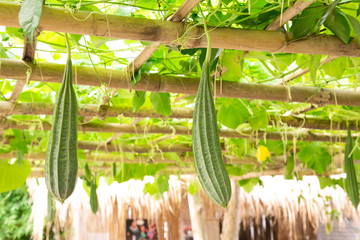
[198,7,211,66]
[64,33,71,61]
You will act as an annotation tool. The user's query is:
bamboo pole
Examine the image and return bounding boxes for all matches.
[0,117,352,142]
[187,189,208,240]
[0,151,262,165]
[76,140,191,153]
[1,102,360,131]
[1,2,360,56]
[2,59,360,107]
[0,101,193,118]
[220,181,241,240]
[266,0,316,30]
[233,167,345,180]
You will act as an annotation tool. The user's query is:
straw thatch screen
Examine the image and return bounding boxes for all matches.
[27,176,360,240]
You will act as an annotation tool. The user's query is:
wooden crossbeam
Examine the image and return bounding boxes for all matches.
[1,101,360,133]
[0,117,351,142]
[266,0,316,31]
[1,2,360,56]
[1,101,360,132]
[0,151,263,165]
[2,59,360,107]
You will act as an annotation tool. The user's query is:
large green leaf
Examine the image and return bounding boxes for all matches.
[115,163,166,183]
[150,92,171,118]
[321,57,346,79]
[324,9,351,44]
[346,14,360,44]
[291,3,327,38]
[143,174,169,200]
[0,160,31,193]
[309,55,321,85]
[221,50,244,81]
[18,0,43,47]
[217,99,250,129]
[133,91,146,112]
[248,107,268,130]
[297,142,331,174]
[237,178,261,193]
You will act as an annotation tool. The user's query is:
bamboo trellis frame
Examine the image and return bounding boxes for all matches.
[0,1,358,179]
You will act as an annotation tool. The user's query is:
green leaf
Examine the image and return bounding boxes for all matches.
[18,0,43,47]
[131,68,142,87]
[132,91,146,112]
[156,174,169,194]
[0,160,31,193]
[321,57,346,79]
[115,163,166,183]
[285,155,295,179]
[9,130,29,166]
[217,99,250,129]
[291,3,327,38]
[150,92,171,118]
[346,14,360,44]
[297,142,331,174]
[84,163,92,181]
[324,9,351,44]
[221,50,244,81]
[237,178,260,193]
[248,108,268,130]
[143,182,161,200]
[187,180,201,195]
[309,55,321,85]
[6,27,25,40]
[318,176,344,190]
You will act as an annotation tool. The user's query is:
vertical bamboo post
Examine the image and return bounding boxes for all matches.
[188,191,207,240]
[220,180,241,240]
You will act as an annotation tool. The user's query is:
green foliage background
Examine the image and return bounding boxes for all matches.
[0,185,33,240]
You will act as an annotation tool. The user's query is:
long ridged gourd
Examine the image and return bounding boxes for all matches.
[45,36,78,203]
[344,127,359,208]
[192,21,231,208]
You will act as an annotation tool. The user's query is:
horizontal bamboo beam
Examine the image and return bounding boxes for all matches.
[1,2,360,56]
[0,117,351,142]
[2,59,360,107]
[76,140,191,153]
[233,168,345,181]
[0,151,263,165]
[0,101,192,118]
[1,101,360,133]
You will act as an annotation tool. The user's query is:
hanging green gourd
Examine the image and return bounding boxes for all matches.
[344,127,359,208]
[90,178,99,214]
[45,33,78,203]
[192,14,231,208]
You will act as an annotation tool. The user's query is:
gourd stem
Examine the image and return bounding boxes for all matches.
[198,7,211,65]
[64,34,71,61]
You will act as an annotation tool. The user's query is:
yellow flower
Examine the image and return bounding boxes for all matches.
[256,145,270,161]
